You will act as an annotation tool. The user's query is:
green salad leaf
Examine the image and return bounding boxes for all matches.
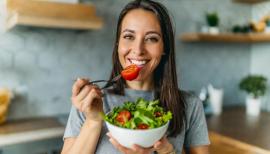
[104,98,172,129]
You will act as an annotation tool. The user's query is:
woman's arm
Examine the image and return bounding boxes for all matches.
[61,120,103,154]
[61,78,104,154]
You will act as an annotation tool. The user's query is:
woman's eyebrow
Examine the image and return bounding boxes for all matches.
[146,31,161,37]
[122,29,135,33]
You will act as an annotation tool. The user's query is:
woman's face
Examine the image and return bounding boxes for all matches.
[118,9,164,81]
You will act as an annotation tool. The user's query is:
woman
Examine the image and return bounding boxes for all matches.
[61,0,210,154]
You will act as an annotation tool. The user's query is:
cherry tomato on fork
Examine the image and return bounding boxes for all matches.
[121,64,141,81]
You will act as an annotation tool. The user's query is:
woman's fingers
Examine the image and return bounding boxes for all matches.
[71,78,103,106]
[153,136,166,150]
[131,144,155,153]
[107,132,155,154]
[106,133,128,152]
[72,78,89,97]
[108,136,129,153]
[76,85,92,102]
[71,78,104,118]
[153,141,162,150]
[153,136,174,154]
[81,88,102,112]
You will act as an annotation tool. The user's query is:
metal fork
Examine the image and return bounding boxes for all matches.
[87,74,122,89]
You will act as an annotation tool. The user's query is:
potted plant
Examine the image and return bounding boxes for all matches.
[206,12,220,34]
[239,75,267,116]
[265,19,270,33]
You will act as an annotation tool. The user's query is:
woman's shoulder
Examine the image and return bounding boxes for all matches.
[177,91,210,146]
[180,90,204,116]
[180,90,201,104]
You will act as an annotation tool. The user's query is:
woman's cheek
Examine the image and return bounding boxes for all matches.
[118,47,129,67]
[151,58,162,69]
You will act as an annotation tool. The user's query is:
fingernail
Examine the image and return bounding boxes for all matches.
[77,78,81,81]
[109,139,113,142]
[106,132,109,136]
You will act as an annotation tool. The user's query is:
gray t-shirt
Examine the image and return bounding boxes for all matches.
[63,88,210,154]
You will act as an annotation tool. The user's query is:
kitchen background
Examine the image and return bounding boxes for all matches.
[0,0,270,153]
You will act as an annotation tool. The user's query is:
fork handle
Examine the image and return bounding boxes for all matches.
[89,80,108,84]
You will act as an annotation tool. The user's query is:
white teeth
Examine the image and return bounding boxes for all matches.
[130,60,147,65]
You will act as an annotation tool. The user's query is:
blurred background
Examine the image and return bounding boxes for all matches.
[0,0,270,153]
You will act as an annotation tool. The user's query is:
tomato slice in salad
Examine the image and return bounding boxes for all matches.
[116,110,131,125]
[121,64,140,81]
[154,111,162,117]
[137,123,149,129]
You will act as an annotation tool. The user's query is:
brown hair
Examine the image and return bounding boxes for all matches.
[108,0,186,137]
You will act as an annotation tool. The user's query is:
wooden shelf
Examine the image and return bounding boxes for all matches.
[233,0,269,4]
[5,0,103,30]
[180,33,270,43]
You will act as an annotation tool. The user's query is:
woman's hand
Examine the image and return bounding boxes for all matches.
[71,78,104,121]
[152,136,174,154]
[107,132,155,154]
[107,133,174,154]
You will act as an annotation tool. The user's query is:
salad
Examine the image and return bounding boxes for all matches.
[104,98,172,130]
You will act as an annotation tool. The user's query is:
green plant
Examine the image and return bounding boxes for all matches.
[239,75,267,98]
[266,19,270,27]
[206,12,219,27]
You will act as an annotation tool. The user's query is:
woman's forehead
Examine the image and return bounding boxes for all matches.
[120,9,161,33]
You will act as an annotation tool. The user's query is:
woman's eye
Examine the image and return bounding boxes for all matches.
[123,35,134,40]
[145,37,159,43]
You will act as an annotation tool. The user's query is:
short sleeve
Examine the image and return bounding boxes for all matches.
[184,95,210,147]
[63,105,86,139]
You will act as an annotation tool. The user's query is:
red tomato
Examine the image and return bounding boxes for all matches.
[116,110,131,125]
[121,64,140,81]
[137,123,149,129]
[154,111,162,117]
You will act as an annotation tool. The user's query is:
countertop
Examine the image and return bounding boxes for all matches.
[0,117,65,147]
[207,107,270,151]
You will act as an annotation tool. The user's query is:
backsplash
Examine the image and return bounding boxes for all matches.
[0,0,269,119]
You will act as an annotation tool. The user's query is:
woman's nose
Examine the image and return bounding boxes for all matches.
[131,39,144,55]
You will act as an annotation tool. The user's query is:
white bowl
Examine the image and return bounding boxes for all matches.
[105,120,169,148]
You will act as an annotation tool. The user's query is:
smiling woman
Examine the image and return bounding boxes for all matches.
[117,8,164,83]
[61,0,210,154]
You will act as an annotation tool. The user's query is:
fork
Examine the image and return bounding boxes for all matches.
[85,74,122,89]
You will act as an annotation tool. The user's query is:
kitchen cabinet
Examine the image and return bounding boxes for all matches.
[5,0,103,30]
[180,33,270,43]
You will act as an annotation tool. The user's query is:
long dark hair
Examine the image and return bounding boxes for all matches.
[108,0,186,137]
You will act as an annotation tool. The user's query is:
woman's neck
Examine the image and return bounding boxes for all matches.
[125,76,154,91]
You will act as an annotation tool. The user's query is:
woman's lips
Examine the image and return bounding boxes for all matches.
[128,59,149,68]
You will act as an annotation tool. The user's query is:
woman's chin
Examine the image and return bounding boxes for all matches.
[132,75,150,82]
[129,75,144,81]
[132,77,143,81]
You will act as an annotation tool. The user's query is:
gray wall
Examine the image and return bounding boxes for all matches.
[0,0,269,120]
